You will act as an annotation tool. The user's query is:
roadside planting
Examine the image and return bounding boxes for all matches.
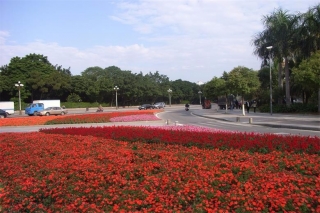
[0,110,161,126]
[0,132,319,212]
[40,125,320,154]
[0,110,319,212]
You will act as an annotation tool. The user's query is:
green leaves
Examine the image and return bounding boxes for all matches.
[1,54,70,101]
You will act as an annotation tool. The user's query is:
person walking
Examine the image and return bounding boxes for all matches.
[245,101,250,113]
[252,101,257,113]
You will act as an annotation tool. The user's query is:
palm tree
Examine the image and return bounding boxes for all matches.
[296,4,320,61]
[252,8,300,106]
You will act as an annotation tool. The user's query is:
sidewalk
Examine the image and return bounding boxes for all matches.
[192,108,320,132]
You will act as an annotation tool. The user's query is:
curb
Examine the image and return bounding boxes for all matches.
[192,113,320,132]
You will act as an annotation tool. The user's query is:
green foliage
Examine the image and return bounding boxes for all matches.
[292,50,320,109]
[252,5,320,107]
[67,93,81,102]
[227,66,260,101]
[61,102,110,109]
[204,77,227,100]
[171,79,199,104]
[0,54,71,102]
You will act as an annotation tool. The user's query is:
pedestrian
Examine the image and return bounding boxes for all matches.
[252,101,257,113]
[245,101,250,113]
[235,100,239,109]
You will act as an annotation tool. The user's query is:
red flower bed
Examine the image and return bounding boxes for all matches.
[0,116,57,126]
[0,133,319,212]
[39,126,320,154]
[0,110,161,126]
[44,110,161,125]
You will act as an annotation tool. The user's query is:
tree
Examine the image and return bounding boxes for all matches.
[144,71,169,103]
[80,66,111,103]
[0,54,72,102]
[203,76,229,112]
[227,66,260,114]
[257,64,278,104]
[170,79,195,104]
[296,4,320,61]
[253,8,300,106]
[292,50,320,111]
[204,77,227,100]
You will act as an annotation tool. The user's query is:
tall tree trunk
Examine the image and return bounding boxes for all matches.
[284,57,291,106]
[225,94,228,114]
[278,61,283,104]
[242,96,245,116]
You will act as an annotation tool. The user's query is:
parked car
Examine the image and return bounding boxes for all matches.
[138,104,154,110]
[0,109,8,118]
[153,102,166,109]
[36,107,68,116]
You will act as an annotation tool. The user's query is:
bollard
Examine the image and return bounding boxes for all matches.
[249,118,253,124]
[86,107,89,111]
[166,119,170,125]
[236,117,240,122]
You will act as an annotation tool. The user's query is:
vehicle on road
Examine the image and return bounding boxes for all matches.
[36,107,68,116]
[0,101,14,115]
[25,100,61,116]
[202,99,212,109]
[185,103,190,111]
[97,105,103,112]
[138,104,154,110]
[153,102,165,109]
[0,109,8,118]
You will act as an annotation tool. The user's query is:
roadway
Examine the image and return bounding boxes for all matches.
[2,104,320,137]
[157,105,320,137]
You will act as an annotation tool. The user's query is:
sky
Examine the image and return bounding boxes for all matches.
[0,0,318,83]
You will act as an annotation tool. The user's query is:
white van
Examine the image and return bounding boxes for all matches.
[0,101,14,115]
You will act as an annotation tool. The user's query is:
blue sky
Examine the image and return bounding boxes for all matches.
[1,0,318,83]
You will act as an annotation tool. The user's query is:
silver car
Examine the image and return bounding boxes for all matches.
[37,107,68,116]
[153,102,165,109]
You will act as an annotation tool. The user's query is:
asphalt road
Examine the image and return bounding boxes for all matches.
[157,106,320,137]
[3,105,320,136]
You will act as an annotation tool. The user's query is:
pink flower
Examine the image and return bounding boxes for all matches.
[110,114,161,122]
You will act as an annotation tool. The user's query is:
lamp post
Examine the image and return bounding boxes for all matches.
[114,86,119,110]
[267,46,273,115]
[198,91,202,105]
[167,89,172,107]
[15,81,24,115]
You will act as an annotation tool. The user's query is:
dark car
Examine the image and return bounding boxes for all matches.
[138,104,154,110]
[0,109,8,118]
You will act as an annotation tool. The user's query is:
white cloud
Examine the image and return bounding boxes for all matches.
[0,0,318,82]
[0,31,10,45]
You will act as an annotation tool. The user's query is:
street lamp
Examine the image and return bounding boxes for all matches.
[198,91,202,105]
[167,89,172,107]
[15,81,24,115]
[267,46,273,115]
[114,86,119,110]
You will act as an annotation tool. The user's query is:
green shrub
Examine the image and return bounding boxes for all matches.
[61,102,110,109]
[66,93,81,102]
